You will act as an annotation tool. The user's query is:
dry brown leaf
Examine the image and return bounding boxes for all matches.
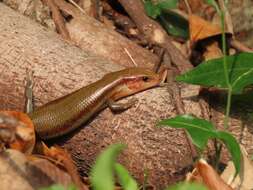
[203,41,223,60]
[189,14,222,44]
[189,14,227,61]
[221,145,253,190]
[187,159,233,190]
[0,113,17,151]
[0,111,35,154]
[41,143,88,190]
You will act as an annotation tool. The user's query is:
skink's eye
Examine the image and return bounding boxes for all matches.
[142,76,150,82]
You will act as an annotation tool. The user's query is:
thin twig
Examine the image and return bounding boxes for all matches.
[42,0,70,40]
[163,52,197,160]
[124,48,138,67]
[217,0,234,34]
[91,0,102,21]
[68,0,86,15]
[183,0,192,14]
[153,48,165,73]
[230,40,253,53]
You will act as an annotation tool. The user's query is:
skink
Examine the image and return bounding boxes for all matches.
[28,68,167,139]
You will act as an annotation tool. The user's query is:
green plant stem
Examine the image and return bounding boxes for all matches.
[142,169,148,190]
[220,10,232,129]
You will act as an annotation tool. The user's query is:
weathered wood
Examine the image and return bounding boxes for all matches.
[0,3,200,188]
[2,0,158,68]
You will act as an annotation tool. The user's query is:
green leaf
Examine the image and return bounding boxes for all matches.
[144,0,188,39]
[158,115,216,149]
[39,185,67,190]
[115,163,138,190]
[216,131,241,176]
[67,184,78,190]
[144,0,178,19]
[157,0,178,10]
[165,182,208,190]
[144,0,161,19]
[90,144,126,190]
[158,11,189,39]
[158,115,241,176]
[176,53,253,94]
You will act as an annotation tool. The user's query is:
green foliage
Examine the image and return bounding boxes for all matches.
[158,115,241,176]
[90,144,126,190]
[159,115,215,149]
[90,144,139,190]
[216,131,242,177]
[115,163,138,190]
[158,11,189,39]
[144,0,178,18]
[144,0,161,19]
[39,184,77,190]
[144,0,188,39]
[165,182,207,190]
[176,53,253,94]
[156,0,178,10]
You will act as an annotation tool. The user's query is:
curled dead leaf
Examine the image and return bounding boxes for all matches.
[189,14,231,61]
[39,142,88,190]
[221,145,253,190]
[0,113,17,151]
[0,111,35,154]
[189,14,223,44]
[187,159,233,190]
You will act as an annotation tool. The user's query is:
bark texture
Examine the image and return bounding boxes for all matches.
[2,0,158,68]
[0,3,199,188]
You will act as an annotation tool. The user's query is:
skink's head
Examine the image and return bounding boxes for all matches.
[108,67,167,100]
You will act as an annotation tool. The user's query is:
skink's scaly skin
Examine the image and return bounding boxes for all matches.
[28,68,167,139]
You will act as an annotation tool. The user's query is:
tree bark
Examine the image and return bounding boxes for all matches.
[0,3,203,188]
[2,0,158,68]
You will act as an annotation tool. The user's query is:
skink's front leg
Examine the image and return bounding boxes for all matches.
[107,98,137,112]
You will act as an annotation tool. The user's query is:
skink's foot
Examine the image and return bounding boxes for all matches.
[107,98,138,112]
